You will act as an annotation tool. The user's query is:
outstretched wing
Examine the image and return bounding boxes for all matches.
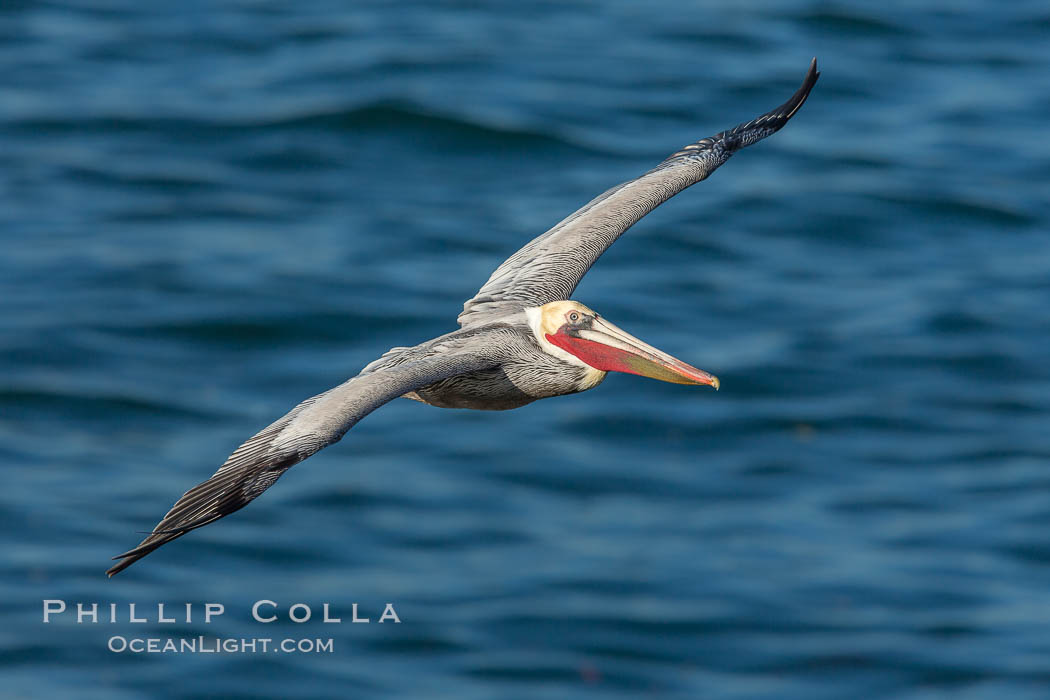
[107,337,505,576]
[458,59,819,327]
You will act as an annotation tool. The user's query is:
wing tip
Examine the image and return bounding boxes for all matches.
[720,56,820,146]
[664,58,820,162]
[106,557,147,577]
[750,57,820,130]
[106,552,143,577]
[105,559,131,577]
[106,532,182,577]
[785,57,820,121]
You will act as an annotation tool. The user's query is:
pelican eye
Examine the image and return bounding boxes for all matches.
[568,311,581,324]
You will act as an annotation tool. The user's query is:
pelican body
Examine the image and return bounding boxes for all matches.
[108,60,819,575]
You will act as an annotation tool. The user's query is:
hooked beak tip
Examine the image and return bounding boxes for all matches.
[711,376,720,391]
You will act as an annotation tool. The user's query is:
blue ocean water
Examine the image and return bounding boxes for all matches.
[2,1,1049,697]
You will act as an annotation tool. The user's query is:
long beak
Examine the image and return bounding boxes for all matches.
[547,316,720,389]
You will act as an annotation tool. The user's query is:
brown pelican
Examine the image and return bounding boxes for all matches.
[107,59,818,576]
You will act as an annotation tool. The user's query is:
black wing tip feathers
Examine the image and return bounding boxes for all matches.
[106,504,249,577]
[105,448,288,577]
[719,57,819,146]
[107,524,197,576]
[105,484,249,577]
[107,541,165,579]
[730,57,819,140]
[666,58,819,161]
[782,57,820,122]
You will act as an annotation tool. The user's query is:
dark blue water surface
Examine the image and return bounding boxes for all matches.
[3,1,1049,697]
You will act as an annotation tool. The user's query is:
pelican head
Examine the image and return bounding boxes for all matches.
[526,300,720,389]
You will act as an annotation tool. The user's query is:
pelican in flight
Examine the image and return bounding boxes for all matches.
[108,59,819,576]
